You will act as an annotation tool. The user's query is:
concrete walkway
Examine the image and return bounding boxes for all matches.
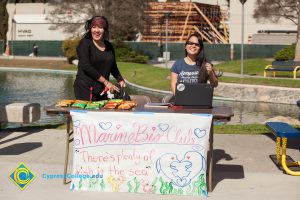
[0,128,299,199]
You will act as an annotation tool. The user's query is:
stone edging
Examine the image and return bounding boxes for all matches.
[126,80,300,105]
[215,82,300,105]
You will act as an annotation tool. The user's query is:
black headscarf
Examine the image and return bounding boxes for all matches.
[83,16,110,40]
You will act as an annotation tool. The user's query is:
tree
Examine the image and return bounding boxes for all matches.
[0,0,9,51]
[46,0,146,41]
[253,0,300,61]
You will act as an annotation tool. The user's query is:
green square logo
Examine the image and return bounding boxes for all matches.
[9,162,36,190]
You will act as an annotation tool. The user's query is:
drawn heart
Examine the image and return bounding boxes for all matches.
[99,122,112,130]
[73,120,80,127]
[194,128,206,139]
[116,124,122,129]
[176,178,188,187]
[158,123,169,132]
[156,151,205,188]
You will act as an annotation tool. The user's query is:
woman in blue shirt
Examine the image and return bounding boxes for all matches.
[170,33,218,95]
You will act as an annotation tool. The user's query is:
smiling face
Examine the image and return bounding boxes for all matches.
[185,36,201,57]
[91,25,105,41]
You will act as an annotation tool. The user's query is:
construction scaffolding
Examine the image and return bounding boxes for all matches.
[142,1,228,44]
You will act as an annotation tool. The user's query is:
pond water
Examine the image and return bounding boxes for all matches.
[0,69,299,127]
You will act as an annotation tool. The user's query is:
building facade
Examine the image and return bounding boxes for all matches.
[5,1,297,45]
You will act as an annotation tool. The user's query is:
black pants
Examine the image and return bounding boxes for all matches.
[74,84,107,101]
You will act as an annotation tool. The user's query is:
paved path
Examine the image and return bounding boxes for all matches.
[1,128,299,199]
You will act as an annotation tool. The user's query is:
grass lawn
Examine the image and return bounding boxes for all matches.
[214,124,271,135]
[117,59,300,89]
[118,62,170,91]
[214,58,271,76]
[2,58,299,89]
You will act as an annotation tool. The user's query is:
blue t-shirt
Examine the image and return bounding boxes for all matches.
[170,58,199,83]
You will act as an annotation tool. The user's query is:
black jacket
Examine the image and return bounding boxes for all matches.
[74,38,123,95]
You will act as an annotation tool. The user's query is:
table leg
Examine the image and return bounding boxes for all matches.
[207,121,214,192]
[63,116,71,185]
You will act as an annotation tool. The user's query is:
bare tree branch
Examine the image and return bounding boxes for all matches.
[46,0,146,40]
[253,0,298,25]
[254,0,300,61]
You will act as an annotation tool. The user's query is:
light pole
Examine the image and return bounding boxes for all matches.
[11,18,15,58]
[164,11,172,68]
[240,0,247,78]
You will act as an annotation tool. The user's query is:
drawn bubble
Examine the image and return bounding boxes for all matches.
[74,139,80,146]
[99,122,112,130]
[194,128,206,138]
[192,145,204,151]
[73,120,81,127]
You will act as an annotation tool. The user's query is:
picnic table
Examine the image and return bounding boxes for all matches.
[265,99,300,176]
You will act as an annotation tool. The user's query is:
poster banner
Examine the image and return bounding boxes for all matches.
[70,110,212,197]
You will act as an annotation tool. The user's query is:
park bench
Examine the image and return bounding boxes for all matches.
[264,61,300,79]
[265,122,300,176]
[0,103,41,127]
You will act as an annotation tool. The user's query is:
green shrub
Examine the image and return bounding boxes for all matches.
[130,55,149,63]
[274,44,295,61]
[62,37,149,64]
[62,37,80,64]
[112,39,149,63]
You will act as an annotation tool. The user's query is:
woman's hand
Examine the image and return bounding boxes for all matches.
[104,80,120,93]
[205,63,218,87]
[119,80,126,87]
[205,63,213,75]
